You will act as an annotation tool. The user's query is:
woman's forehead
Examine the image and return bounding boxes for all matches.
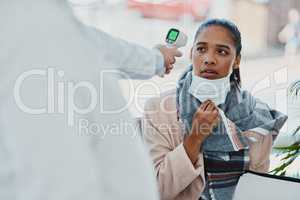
[195,25,236,47]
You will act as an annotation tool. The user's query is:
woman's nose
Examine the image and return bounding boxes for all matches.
[204,60,215,65]
[203,53,216,65]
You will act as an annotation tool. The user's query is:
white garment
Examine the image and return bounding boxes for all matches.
[0,0,162,199]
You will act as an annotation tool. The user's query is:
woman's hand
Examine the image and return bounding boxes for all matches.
[183,100,219,166]
[191,100,219,143]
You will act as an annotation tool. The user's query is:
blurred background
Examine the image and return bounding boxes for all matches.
[70,0,300,178]
[71,0,299,119]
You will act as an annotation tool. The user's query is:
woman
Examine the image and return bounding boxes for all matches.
[143,19,288,200]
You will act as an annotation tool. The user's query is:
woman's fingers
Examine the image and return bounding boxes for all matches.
[205,100,215,110]
[204,100,219,111]
[199,100,210,110]
[205,102,215,111]
[207,104,219,123]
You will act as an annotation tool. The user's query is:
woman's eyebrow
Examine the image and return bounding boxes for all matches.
[216,44,230,50]
[195,42,207,46]
[195,42,231,50]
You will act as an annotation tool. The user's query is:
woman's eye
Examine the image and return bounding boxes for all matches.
[196,47,206,53]
[217,49,228,55]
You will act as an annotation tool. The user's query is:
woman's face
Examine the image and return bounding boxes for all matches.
[191,25,240,80]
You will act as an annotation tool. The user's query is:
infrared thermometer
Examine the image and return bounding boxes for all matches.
[165,28,188,48]
[159,28,188,77]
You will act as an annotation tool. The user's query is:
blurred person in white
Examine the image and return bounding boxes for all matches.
[278,8,300,60]
[0,0,182,199]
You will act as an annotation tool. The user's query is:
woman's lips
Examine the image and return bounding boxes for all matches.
[200,70,218,79]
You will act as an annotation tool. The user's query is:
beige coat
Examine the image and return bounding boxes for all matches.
[142,90,273,200]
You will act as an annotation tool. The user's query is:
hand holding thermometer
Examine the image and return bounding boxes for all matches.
[158,28,188,77]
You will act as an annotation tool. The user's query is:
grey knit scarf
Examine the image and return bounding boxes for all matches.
[176,65,288,152]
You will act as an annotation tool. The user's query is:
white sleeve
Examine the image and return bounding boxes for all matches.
[83,27,165,79]
[67,1,164,79]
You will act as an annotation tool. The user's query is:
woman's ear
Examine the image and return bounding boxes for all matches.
[234,54,241,69]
